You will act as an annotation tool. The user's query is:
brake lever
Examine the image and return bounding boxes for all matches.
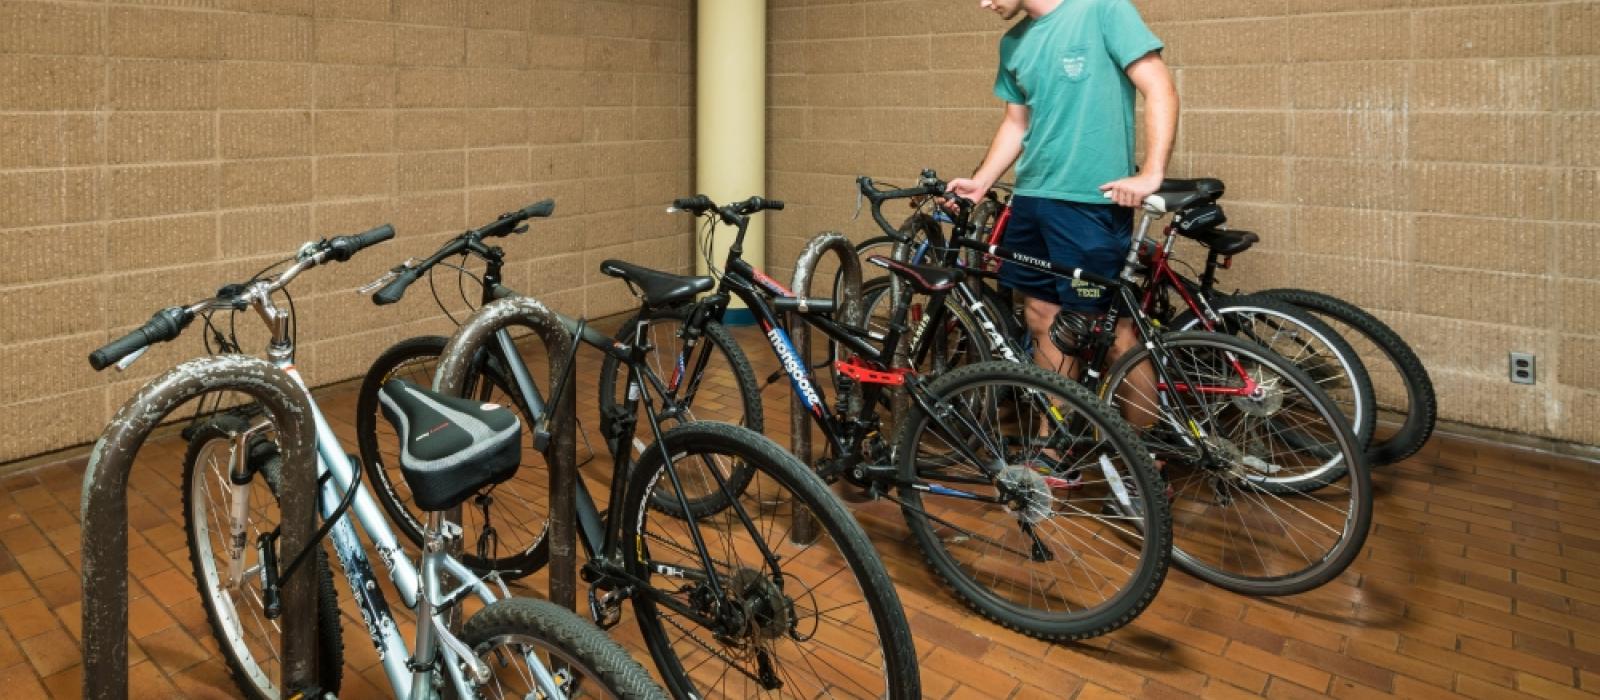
[513,224,529,235]
[357,259,416,294]
[852,189,863,221]
[114,346,149,372]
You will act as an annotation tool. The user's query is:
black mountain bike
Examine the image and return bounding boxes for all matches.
[355,203,919,699]
[595,193,1173,642]
[353,201,761,578]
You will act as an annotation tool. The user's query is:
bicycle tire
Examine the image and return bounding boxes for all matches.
[183,418,344,700]
[460,597,667,700]
[354,335,547,577]
[893,361,1171,640]
[1255,288,1437,466]
[857,276,996,372]
[1169,292,1378,477]
[1100,331,1372,595]
[595,305,764,518]
[618,422,919,699]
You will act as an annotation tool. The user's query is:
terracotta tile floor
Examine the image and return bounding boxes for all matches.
[3,322,1599,698]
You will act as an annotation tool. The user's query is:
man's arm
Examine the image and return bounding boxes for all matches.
[949,102,1030,203]
[1100,52,1178,208]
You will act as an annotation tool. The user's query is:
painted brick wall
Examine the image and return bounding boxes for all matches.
[767,0,1600,446]
[0,0,695,463]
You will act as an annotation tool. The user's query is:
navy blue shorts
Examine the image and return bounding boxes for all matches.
[997,196,1132,312]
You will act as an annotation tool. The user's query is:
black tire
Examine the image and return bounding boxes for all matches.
[893,361,1171,640]
[1170,292,1378,464]
[355,335,548,577]
[460,598,667,700]
[1100,331,1372,595]
[183,417,344,699]
[618,422,919,699]
[1255,288,1437,466]
[596,306,763,518]
[857,276,995,374]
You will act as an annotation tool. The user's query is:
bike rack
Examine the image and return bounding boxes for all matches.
[433,295,579,611]
[789,231,864,545]
[81,356,321,700]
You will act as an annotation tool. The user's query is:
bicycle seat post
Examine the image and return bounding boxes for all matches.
[1123,209,1162,284]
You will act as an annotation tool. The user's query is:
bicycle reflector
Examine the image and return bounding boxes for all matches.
[1175,203,1226,233]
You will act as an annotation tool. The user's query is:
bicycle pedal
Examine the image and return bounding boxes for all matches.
[587,586,625,630]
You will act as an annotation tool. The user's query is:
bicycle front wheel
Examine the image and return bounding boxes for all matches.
[1101,331,1371,595]
[619,422,919,699]
[355,335,549,577]
[461,598,666,699]
[183,416,344,700]
[596,306,764,519]
[893,361,1171,640]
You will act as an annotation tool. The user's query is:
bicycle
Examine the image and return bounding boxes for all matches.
[851,175,1379,470]
[872,173,1433,467]
[859,177,1374,596]
[87,227,663,700]
[592,193,1174,642]
[358,212,922,698]
[354,201,764,579]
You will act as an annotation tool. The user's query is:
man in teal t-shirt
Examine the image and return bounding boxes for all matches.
[949,0,1176,386]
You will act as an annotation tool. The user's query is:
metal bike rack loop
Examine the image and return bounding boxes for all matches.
[433,295,579,610]
[789,231,864,544]
[81,356,321,700]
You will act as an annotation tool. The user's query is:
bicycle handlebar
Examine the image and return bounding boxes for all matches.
[325,224,395,263]
[368,199,554,306]
[670,195,784,226]
[88,306,193,371]
[88,224,396,370]
[856,169,972,241]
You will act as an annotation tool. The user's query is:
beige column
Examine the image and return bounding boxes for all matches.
[695,0,765,311]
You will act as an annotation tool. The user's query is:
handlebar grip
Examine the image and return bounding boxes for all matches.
[519,198,555,219]
[758,197,784,211]
[672,195,715,214]
[327,224,396,263]
[88,306,191,371]
[372,269,421,306]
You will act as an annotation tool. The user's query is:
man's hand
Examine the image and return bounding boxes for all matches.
[945,177,989,213]
[1099,172,1164,209]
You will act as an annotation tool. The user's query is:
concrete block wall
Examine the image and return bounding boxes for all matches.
[0,0,695,463]
[766,0,1600,446]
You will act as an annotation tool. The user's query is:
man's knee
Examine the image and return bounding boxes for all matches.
[1022,296,1060,335]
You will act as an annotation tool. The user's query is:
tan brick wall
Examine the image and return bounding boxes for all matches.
[766,0,1600,446]
[0,0,695,463]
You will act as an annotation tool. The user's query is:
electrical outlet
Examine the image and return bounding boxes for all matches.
[1509,352,1536,385]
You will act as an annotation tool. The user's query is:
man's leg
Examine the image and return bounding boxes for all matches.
[1023,294,1081,377]
[1108,318,1158,430]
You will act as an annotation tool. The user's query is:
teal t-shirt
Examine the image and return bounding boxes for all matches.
[994,0,1163,203]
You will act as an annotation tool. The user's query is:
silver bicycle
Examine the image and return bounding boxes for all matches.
[88,227,664,700]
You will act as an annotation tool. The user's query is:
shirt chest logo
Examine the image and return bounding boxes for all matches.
[1062,56,1087,80]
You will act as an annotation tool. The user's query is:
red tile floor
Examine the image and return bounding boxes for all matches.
[2,322,1599,698]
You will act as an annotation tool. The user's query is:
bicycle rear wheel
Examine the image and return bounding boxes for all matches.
[894,362,1171,640]
[1170,292,1377,482]
[355,335,549,577]
[1256,288,1437,466]
[618,422,919,699]
[1100,331,1371,595]
[461,598,666,699]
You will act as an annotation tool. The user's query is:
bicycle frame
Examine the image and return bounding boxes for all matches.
[235,303,557,700]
